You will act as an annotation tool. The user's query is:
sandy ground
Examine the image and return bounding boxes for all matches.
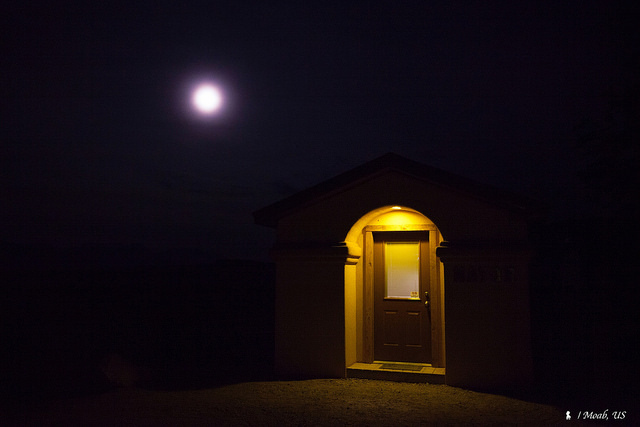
[5,378,573,426]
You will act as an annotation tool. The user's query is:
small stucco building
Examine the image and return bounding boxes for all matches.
[254,153,539,391]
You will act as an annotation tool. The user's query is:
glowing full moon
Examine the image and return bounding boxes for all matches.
[192,84,223,114]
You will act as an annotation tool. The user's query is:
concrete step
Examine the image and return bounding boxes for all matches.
[347,362,445,384]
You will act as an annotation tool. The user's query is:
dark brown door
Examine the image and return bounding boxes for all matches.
[373,231,431,363]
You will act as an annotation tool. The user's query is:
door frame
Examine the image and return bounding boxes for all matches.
[373,230,431,363]
[362,224,445,367]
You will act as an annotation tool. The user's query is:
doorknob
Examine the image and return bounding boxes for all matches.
[424,291,430,307]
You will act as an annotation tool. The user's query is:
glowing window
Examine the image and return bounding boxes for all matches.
[385,242,420,299]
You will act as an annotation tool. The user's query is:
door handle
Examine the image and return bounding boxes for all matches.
[424,291,430,308]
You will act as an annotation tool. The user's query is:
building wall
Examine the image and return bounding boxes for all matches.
[273,247,348,378]
[437,246,534,391]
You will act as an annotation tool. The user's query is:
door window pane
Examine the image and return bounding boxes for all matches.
[385,242,420,299]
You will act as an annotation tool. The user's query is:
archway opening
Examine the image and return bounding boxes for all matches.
[344,205,446,369]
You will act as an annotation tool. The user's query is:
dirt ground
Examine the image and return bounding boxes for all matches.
[6,378,573,426]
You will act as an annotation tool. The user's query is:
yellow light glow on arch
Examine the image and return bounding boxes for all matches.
[344,205,439,247]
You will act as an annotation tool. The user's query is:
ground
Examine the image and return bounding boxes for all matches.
[6,378,576,426]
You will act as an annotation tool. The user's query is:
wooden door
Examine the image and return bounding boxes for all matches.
[373,231,431,363]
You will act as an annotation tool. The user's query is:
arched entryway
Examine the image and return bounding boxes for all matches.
[344,205,446,371]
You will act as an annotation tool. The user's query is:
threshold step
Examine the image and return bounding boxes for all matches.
[347,362,445,384]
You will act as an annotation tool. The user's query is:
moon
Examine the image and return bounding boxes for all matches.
[192,84,223,114]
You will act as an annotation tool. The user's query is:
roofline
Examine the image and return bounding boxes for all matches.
[253,153,543,228]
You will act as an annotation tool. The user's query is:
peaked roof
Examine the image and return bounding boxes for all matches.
[253,153,541,228]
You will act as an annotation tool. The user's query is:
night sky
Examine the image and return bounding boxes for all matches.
[2,2,638,268]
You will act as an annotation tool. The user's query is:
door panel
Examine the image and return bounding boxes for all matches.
[382,310,400,345]
[405,311,422,346]
[374,231,431,363]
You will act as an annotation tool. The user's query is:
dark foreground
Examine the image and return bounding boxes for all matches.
[2,249,637,425]
[5,378,575,426]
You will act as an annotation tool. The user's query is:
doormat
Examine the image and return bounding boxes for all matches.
[379,364,423,371]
